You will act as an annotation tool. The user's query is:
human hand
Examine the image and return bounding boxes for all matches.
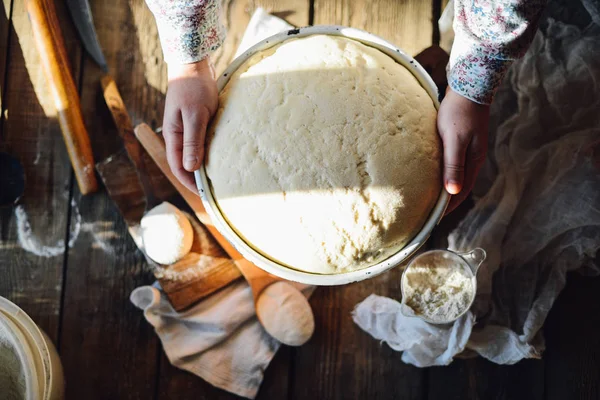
[437,88,490,214]
[163,59,218,193]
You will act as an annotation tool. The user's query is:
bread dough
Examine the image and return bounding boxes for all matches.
[206,34,441,274]
[141,202,193,265]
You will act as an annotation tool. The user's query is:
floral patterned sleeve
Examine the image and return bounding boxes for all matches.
[448,0,547,104]
[145,0,225,64]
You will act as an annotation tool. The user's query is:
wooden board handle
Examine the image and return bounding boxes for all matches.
[101,75,156,203]
[25,0,97,194]
[101,76,145,171]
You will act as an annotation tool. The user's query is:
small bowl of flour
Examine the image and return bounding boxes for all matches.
[400,248,485,324]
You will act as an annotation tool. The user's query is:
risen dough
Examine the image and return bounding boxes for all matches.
[206,35,441,274]
[141,202,193,265]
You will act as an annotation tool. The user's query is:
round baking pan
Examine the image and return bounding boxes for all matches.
[195,25,450,285]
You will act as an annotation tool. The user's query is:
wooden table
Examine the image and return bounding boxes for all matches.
[1,0,599,399]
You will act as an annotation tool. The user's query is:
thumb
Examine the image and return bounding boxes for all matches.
[182,106,210,172]
[441,130,469,195]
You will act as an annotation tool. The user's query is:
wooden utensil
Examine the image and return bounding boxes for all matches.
[101,75,159,209]
[24,0,97,194]
[134,123,315,345]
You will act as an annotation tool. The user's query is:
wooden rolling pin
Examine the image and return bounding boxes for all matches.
[25,0,97,194]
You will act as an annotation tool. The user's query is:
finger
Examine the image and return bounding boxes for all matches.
[440,127,470,195]
[164,132,200,193]
[163,108,201,194]
[445,132,487,214]
[182,106,210,172]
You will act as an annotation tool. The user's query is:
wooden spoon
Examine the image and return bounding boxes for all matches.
[134,123,315,346]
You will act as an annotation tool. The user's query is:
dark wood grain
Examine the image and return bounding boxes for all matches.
[0,0,82,344]
[428,358,544,400]
[57,0,161,398]
[0,1,11,114]
[544,273,600,400]
[59,191,159,399]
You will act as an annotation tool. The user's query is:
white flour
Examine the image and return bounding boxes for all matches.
[81,221,117,255]
[15,205,65,257]
[14,201,84,258]
[0,321,27,400]
[402,253,473,323]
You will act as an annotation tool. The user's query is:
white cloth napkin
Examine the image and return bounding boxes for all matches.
[131,10,305,399]
[353,9,600,367]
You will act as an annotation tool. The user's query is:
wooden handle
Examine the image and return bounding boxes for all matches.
[101,76,145,171]
[101,75,156,202]
[134,123,281,300]
[25,0,97,194]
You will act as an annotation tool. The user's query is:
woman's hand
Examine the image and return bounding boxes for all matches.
[437,88,490,214]
[163,59,218,193]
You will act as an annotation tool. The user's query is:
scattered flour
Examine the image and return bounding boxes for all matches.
[15,205,66,257]
[0,321,27,400]
[402,252,474,323]
[14,201,120,257]
[80,221,118,254]
[68,200,82,248]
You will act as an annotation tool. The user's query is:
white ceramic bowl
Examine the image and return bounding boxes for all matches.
[195,25,450,285]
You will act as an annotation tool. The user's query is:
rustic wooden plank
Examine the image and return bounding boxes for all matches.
[150,1,309,398]
[0,0,81,344]
[59,192,159,399]
[544,273,600,400]
[57,0,162,398]
[290,2,434,399]
[428,358,544,400]
[0,0,11,112]
[313,0,434,56]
